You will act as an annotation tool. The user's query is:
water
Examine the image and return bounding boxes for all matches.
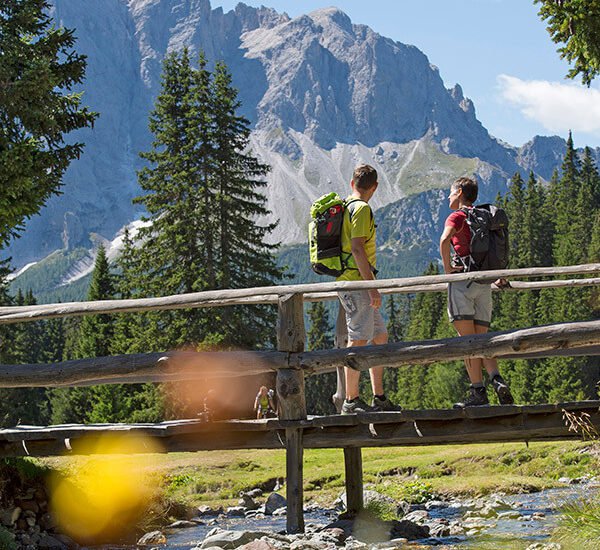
[162,485,598,549]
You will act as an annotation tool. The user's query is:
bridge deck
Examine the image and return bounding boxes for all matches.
[2,401,599,457]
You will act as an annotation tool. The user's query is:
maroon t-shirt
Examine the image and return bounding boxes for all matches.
[445,209,471,257]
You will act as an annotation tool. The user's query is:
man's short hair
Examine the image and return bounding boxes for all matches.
[452,176,478,203]
[353,164,378,190]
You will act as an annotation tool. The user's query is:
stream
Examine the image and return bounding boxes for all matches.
[162,484,599,549]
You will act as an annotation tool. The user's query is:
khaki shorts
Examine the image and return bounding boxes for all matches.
[447,280,492,327]
[337,290,387,342]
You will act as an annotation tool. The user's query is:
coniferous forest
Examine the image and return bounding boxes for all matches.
[2,45,600,423]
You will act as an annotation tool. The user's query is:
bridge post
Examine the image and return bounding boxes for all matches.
[343,447,363,516]
[276,293,306,535]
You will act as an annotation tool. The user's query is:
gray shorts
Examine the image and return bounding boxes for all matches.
[337,290,387,342]
[447,281,493,327]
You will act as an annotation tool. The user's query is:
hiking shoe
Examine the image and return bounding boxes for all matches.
[341,398,377,415]
[372,395,402,412]
[491,375,514,405]
[453,385,489,409]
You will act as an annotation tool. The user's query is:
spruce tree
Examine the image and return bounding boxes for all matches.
[50,245,119,423]
[121,50,282,351]
[208,61,283,346]
[0,0,97,246]
[385,296,404,342]
[0,287,50,424]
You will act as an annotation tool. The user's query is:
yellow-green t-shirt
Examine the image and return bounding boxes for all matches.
[336,197,376,281]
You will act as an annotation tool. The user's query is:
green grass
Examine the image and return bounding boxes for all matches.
[554,495,600,548]
[38,440,600,512]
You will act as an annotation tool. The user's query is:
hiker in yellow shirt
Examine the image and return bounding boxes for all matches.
[337,164,401,414]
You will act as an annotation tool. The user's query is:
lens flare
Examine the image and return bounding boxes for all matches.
[48,434,163,544]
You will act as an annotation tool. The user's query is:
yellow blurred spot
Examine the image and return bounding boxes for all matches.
[49,434,163,543]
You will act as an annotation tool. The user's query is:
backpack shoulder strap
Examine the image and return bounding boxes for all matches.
[345,198,372,222]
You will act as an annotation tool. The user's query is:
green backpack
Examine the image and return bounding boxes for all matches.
[308,192,366,277]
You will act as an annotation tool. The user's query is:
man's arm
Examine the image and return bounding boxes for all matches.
[351,236,380,307]
[439,226,461,274]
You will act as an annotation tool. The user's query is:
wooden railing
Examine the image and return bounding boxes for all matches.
[1,262,600,533]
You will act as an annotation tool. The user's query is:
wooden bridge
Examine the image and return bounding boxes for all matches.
[1,263,600,533]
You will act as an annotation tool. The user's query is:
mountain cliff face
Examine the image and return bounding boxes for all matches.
[3,0,590,270]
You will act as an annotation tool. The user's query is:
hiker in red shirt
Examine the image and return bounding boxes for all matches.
[439,177,514,408]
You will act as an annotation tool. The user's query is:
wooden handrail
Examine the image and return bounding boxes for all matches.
[1,263,599,324]
[1,319,599,388]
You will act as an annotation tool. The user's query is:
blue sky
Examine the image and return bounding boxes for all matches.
[210,0,600,148]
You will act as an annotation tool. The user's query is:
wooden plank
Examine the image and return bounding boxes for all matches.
[344,447,363,516]
[2,264,599,324]
[285,428,304,534]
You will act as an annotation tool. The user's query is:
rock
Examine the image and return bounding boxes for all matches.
[245,489,264,498]
[402,510,429,523]
[168,520,198,528]
[462,517,492,531]
[25,516,36,527]
[390,519,429,540]
[237,541,278,550]
[265,493,287,515]
[137,531,167,546]
[38,534,67,549]
[525,544,562,550]
[272,507,287,516]
[395,501,410,517]
[0,507,19,527]
[498,510,522,519]
[532,512,546,519]
[464,505,496,519]
[55,533,78,550]
[426,521,450,537]
[200,530,272,549]
[558,477,574,484]
[226,506,247,517]
[289,541,324,549]
[39,512,57,531]
[198,505,223,516]
[319,527,346,543]
[423,499,446,510]
[239,494,259,510]
[16,499,40,514]
[322,519,354,537]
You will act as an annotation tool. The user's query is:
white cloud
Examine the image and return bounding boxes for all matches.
[497,74,600,135]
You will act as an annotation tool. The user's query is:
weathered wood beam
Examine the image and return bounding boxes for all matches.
[344,447,363,516]
[0,402,598,456]
[275,293,306,534]
[300,319,600,375]
[1,264,599,324]
[1,320,599,387]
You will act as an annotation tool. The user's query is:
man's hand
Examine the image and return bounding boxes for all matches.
[494,278,511,289]
[444,265,463,274]
[368,289,382,308]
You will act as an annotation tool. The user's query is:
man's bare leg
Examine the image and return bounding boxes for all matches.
[345,338,367,400]
[369,331,388,396]
[453,319,484,384]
